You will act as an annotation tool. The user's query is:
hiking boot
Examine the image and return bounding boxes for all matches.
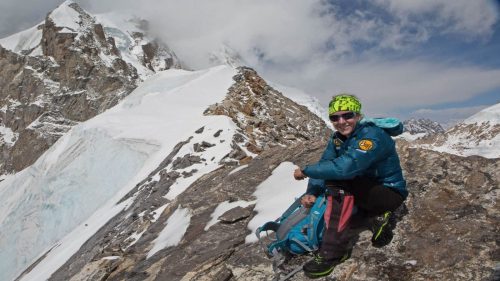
[371,211,395,247]
[302,253,349,279]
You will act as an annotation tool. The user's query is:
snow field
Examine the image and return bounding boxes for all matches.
[147,206,192,259]
[245,162,308,243]
[0,65,237,281]
[0,125,18,145]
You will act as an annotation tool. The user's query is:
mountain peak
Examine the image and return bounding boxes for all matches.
[463,103,500,125]
[48,1,90,33]
[411,103,500,158]
[208,44,246,67]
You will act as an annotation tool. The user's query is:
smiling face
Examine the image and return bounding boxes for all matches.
[330,110,362,137]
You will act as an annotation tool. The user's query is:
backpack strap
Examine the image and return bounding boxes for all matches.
[289,237,314,253]
[308,195,327,250]
[279,195,304,221]
[276,207,310,240]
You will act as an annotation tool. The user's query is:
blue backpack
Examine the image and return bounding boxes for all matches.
[255,194,327,257]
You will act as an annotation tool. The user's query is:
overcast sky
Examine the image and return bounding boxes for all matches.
[1,0,499,125]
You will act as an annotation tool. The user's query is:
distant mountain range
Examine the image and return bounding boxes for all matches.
[403,118,445,135]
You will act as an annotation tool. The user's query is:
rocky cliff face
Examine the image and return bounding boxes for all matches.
[18,68,499,281]
[0,2,180,174]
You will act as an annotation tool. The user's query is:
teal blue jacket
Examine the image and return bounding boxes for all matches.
[303,120,407,198]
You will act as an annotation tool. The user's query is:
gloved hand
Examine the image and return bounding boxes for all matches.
[294,168,307,180]
[300,194,317,208]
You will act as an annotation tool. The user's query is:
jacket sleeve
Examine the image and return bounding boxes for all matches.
[305,178,326,197]
[302,130,390,180]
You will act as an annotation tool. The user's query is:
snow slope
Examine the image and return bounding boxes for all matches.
[463,103,500,125]
[246,162,308,243]
[0,23,43,54]
[271,83,332,129]
[0,65,237,281]
[420,103,500,158]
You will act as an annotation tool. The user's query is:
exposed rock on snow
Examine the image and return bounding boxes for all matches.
[205,67,328,151]
[403,118,444,135]
[46,139,499,281]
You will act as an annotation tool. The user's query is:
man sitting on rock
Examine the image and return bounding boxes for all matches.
[294,94,408,279]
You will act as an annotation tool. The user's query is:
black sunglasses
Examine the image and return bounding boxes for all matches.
[329,111,356,122]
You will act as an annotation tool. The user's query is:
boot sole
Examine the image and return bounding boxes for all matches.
[303,267,335,279]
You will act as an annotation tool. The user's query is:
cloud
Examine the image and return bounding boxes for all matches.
[262,58,500,116]
[78,0,500,124]
[80,0,499,67]
[373,0,499,39]
[0,0,64,38]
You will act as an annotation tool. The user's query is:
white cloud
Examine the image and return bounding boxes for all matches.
[262,58,500,117]
[81,0,499,68]
[0,0,64,38]
[81,0,499,123]
[373,0,499,39]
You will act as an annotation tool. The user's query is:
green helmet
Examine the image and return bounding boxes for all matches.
[328,94,362,115]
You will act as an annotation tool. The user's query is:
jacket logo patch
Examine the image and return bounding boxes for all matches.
[358,139,374,151]
[334,138,342,147]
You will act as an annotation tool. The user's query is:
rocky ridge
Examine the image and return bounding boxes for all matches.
[17,68,499,281]
[205,67,327,152]
[36,67,330,281]
[0,1,180,174]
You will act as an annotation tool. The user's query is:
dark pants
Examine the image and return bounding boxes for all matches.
[319,177,404,260]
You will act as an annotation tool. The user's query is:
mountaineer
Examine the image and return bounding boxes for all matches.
[294,94,407,279]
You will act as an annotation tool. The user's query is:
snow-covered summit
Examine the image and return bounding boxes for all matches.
[0,1,90,55]
[417,103,500,158]
[397,118,445,141]
[463,102,500,125]
[48,0,85,32]
[0,1,180,78]
[208,44,246,68]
